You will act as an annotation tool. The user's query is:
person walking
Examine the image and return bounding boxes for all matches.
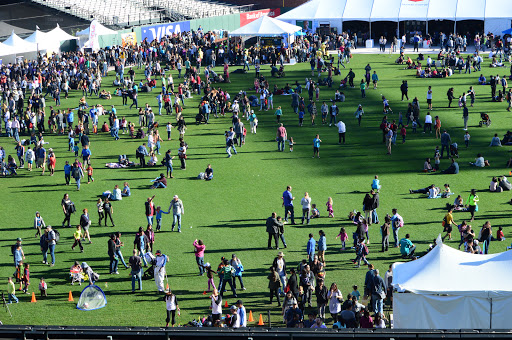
[282,186,296,224]
[155,250,169,292]
[276,123,287,152]
[354,104,364,127]
[440,130,451,158]
[462,104,469,130]
[164,291,180,327]
[336,120,346,144]
[193,239,206,276]
[266,212,281,249]
[467,189,479,222]
[301,192,311,224]
[103,198,115,227]
[129,249,143,292]
[390,208,403,247]
[168,195,184,232]
[380,215,391,252]
[371,269,386,315]
[218,259,237,298]
[108,234,118,274]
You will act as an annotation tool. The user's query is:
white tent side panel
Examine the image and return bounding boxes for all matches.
[398,0,429,21]
[485,19,511,36]
[490,296,512,329]
[370,0,401,22]
[394,293,490,329]
[455,0,485,20]
[427,0,456,20]
[342,0,374,21]
[277,0,347,20]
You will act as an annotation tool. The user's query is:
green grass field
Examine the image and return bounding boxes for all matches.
[1,53,511,327]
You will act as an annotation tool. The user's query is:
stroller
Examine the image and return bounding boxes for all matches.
[450,143,459,158]
[143,251,156,279]
[479,112,491,127]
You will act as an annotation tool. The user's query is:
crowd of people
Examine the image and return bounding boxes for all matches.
[1,24,511,330]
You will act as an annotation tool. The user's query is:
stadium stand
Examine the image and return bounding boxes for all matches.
[31,0,254,27]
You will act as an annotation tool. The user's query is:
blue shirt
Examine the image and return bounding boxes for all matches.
[400,238,413,255]
[282,190,293,207]
[64,164,71,175]
[318,235,326,251]
[38,147,46,159]
[313,138,321,148]
[307,237,316,255]
[67,111,74,123]
[81,148,91,159]
[123,185,131,196]
[112,107,117,116]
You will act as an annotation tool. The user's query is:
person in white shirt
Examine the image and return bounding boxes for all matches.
[336,120,346,144]
[424,112,433,133]
[229,306,240,328]
[154,250,169,292]
[301,192,312,224]
[164,291,180,327]
[426,86,433,110]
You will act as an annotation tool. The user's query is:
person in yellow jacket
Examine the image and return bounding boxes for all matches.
[467,189,479,222]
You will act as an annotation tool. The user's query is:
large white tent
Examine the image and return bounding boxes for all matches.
[24,28,59,53]
[229,15,301,37]
[46,24,78,42]
[0,41,17,64]
[3,31,37,55]
[77,20,117,37]
[392,239,512,329]
[277,0,512,35]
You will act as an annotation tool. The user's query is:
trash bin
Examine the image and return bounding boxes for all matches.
[365,39,374,48]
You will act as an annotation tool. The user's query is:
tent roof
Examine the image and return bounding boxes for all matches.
[370,0,401,22]
[3,31,37,54]
[0,22,31,39]
[277,0,347,21]
[0,41,16,57]
[77,20,117,37]
[455,0,486,20]
[230,15,301,37]
[47,24,77,41]
[485,0,512,19]
[24,29,48,44]
[427,0,457,20]
[393,240,512,298]
[343,0,374,21]
[398,0,429,21]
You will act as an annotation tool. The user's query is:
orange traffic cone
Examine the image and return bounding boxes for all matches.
[68,291,74,302]
[203,291,207,295]
[224,300,228,308]
[248,310,254,322]
[31,292,37,303]
[257,314,264,326]
[166,283,170,291]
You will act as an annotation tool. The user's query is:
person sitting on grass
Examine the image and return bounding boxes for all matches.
[441,158,459,174]
[399,234,416,259]
[205,164,213,181]
[469,153,487,167]
[151,173,167,189]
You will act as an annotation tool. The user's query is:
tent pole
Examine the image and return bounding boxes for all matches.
[369,21,372,44]
[454,21,457,36]
[490,297,492,329]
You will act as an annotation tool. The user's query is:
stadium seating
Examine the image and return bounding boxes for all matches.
[31,0,253,27]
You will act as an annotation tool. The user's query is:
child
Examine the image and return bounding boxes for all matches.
[201,262,217,292]
[442,184,453,198]
[7,277,18,303]
[166,122,173,140]
[39,277,47,297]
[401,126,406,143]
[352,237,370,268]
[397,111,404,128]
[351,285,361,300]
[69,135,75,151]
[97,198,104,226]
[72,225,84,252]
[372,175,381,191]
[22,263,30,294]
[73,143,79,157]
[313,134,322,158]
[311,204,320,218]
[464,131,470,148]
[434,153,441,171]
[155,206,164,231]
[372,71,379,89]
[412,119,417,133]
[298,110,305,126]
[289,137,295,152]
[121,117,127,134]
[497,226,505,241]
[86,164,94,184]
[336,227,348,250]
[326,197,334,217]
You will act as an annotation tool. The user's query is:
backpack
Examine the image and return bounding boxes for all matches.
[68,202,76,214]
[72,167,80,178]
[362,244,369,256]
[54,230,60,243]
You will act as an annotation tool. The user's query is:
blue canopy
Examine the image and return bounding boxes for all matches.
[502,28,512,35]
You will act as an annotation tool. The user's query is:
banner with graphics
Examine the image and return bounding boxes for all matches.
[399,0,430,21]
[296,20,313,33]
[121,32,137,47]
[141,21,191,42]
[240,8,281,27]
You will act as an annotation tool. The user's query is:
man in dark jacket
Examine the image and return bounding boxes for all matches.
[266,212,281,249]
[371,269,386,315]
[371,190,379,224]
[287,268,299,298]
[108,234,118,274]
[440,130,451,158]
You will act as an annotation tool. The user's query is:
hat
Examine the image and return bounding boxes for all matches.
[230,305,237,311]
[251,110,254,113]
[277,251,285,257]
[205,262,210,267]
[16,238,22,242]
[236,299,243,305]
[155,250,162,255]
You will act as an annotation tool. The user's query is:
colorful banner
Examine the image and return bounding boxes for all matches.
[121,32,137,47]
[296,20,313,33]
[141,21,191,42]
[240,8,281,27]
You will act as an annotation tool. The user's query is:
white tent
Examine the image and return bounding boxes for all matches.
[229,15,302,37]
[0,42,17,64]
[3,31,37,55]
[392,239,512,329]
[455,0,486,20]
[277,0,347,32]
[427,0,457,20]
[343,0,374,21]
[24,28,59,53]
[46,24,78,42]
[369,0,401,22]
[77,20,117,37]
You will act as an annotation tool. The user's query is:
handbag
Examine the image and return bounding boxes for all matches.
[379,290,387,299]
